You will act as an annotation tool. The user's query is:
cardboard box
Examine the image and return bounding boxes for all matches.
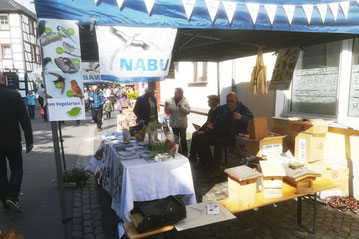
[247,135,286,157]
[271,117,295,153]
[290,120,329,135]
[295,133,325,163]
[249,117,268,140]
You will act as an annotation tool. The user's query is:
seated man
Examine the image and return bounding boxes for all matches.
[199,92,253,177]
[189,95,221,165]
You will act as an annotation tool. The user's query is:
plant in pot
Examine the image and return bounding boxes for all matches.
[63,167,89,188]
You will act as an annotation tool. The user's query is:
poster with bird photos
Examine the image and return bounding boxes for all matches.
[39,18,85,121]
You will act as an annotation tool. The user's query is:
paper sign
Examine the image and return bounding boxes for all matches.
[302,4,313,24]
[116,0,124,8]
[246,3,260,25]
[264,4,277,25]
[283,5,295,25]
[329,2,339,21]
[181,0,197,20]
[222,1,237,24]
[39,18,85,121]
[317,4,327,23]
[340,1,350,19]
[205,0,220,23]
[144,0,156,14]
[298,138,306,162]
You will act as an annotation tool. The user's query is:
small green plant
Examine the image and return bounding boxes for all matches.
[63,167,89,182]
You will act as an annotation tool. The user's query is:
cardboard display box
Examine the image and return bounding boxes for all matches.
[249,117,268,140]
[247,135,286,157]
[295,132,325,163]
[290,120,329,135]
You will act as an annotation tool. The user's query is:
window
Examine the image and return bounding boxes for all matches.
[349,38,359,117]
[6,74,16,86]
[30,45,36,62]
[193,62,207,82]
[1,45,11,59]
[290,41,342,116]
[29,20,35,35]
[0,15,9,30]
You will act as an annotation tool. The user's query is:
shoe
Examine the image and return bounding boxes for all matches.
[5,199,24,213]
[97,128,102,132]
[1,200,10,210]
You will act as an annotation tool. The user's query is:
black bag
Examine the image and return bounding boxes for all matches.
[131,196,186,233]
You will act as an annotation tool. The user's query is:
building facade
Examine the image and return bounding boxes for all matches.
[0,0,40,97]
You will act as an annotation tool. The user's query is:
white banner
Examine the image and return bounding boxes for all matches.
[222,1,237,24]
[302,4,313,24]
[264,4,277,25]
[182,0,197,20]
[47,98,85,121]
[96,26,177,78]
[205,0,220,23]
[39,18,85,121]
[340,1,350,19]
[283,5,295,25]
[329,2,339,21]
[246,3,260,25]
[116,0,124,8]
[317,4,328,23]
[82,62,109,84]
[144,0,156,14]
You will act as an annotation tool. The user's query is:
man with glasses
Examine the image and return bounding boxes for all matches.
[200,92,253,178]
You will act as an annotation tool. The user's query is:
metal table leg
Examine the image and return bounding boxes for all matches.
[313,193,317,233]
[297,196,302,225]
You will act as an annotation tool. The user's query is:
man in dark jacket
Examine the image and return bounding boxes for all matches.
[201,92,253,177]
[189,95,220,166]
[133,88,158,141]
[0,71,33,213]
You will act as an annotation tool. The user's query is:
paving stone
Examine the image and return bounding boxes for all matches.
[350,230,359,237]
[74,202,81,208]
[293,230,307,238]
[95,233,105,239]
[84,233,95,239]
[338,231,350,238]
[72,230,83,238]
[73,218,82,225]
[73,225,82,231]
[84,227,94,234]
[83,220,92,227]
[342,225,350,233]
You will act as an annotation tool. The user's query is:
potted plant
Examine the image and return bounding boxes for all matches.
[63,167,89,188]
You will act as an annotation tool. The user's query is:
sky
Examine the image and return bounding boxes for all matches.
[14,0,36,13]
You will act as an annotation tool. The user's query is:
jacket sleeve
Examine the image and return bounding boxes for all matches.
[238,104,254,125]
[164,100,171,115]
[17,94,33,146]
[179,99,191,115]
[133,98,140,117]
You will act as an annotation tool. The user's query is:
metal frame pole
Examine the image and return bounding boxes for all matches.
[51,121,70,239]
[57,121,67,171]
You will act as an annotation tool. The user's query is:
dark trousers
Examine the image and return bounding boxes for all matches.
[105,111,111,119]
[92,107,103,129]
[0,143,23,202]
[28,105,35,119]
[190,132,208,160]
[172,128,188,157]
[199,135,226,170]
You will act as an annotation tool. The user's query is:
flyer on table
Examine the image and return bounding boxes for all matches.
[39,18,85,121]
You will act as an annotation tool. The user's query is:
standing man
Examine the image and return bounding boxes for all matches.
[133,87,158,141]
[26,90,36,119]
[165,88,191,157]
[0,71,33,213]
[89,85,106,131]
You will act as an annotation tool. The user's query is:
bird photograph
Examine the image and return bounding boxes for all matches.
[49,72,66,94]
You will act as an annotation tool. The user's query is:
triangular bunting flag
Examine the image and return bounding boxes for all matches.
[317,4,327,23]
[246,3,260,25]
[357,0,359,6]
[181,0,197,20]
[283,5,295,25]
[116,0,124,8]
[144,0,156,14]
[340,1,350,19]
[205,0,220,23]
[302,4,313,24]
[329,2,339,21]
[222,1,237,24]
[264,4,277,25]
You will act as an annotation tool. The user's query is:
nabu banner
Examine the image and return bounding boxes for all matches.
[96,26,177,81]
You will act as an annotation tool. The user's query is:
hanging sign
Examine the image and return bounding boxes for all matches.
[144,0,156,14]
[222,1,237,24]
[96,26,177,78]
[283,5,295,25]
[182,0,197,20]
[116,0,124,8]
[82,62,109,84]
[302,4,313,24]
[329,2,339,21]
[39,18,85,121]
[317,4,327,23]
[340,1,350,19]
[246,3,260,25]
[205,0,220,23]
[264,4,277,25]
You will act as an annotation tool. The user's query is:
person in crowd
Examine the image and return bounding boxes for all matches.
[165,88,191,157]
[0,71,33,213]
[103,99,114,120]
[117,92,131,113]
[26,90,36,119]
[104,85,113,99]
[89,85,106,131]
[200,92,253,177]
[84,88,90,112]
[37,84,47,121]
[133,88,158,141]
[189,95,221,166]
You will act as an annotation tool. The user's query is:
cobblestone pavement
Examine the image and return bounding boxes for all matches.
[80,114,359,239]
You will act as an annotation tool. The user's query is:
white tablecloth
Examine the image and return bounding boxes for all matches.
[91,141,197,221]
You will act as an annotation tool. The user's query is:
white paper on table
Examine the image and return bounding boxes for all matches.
[174,201,236,231]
